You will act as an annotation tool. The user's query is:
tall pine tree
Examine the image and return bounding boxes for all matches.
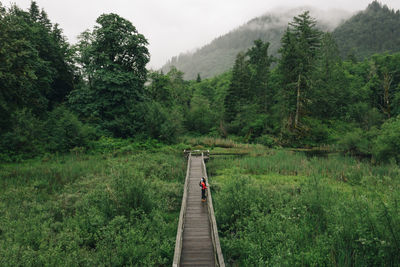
[224,52,250,123]
[278,11,322,132]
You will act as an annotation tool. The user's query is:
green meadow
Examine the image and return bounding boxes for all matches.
[0,148,186,266]
[207,150,400,266]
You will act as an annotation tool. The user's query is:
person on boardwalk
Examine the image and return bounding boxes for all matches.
[199,177,207,202]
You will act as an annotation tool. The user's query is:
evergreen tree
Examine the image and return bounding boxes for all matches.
[310,33,348,119]
[224,52,250,123]
[246,39,274,112]
[278,11,322,132]
[146,71,171,105]
[0,2,74,134]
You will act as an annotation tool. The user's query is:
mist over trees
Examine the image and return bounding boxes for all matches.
[1,1,400,164]
[162,1,400,80]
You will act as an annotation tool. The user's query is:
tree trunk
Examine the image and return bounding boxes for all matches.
[383,72,392,119]
[294,74,301,129]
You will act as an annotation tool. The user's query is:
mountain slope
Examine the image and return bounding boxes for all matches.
[161,7,350,80]
[333,1,400,60]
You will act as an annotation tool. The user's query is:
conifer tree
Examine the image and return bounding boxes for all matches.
[224,52,250,123]
[278,11,322,131]
[246,39,274,112]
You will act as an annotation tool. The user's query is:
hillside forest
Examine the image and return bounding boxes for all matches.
[162,1,400,80]
[1,1,400,163]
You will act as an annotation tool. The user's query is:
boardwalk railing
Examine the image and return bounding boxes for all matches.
[201,152,225,267]
[172,153,191,267]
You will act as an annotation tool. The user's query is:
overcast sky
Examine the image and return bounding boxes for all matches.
[4,0,400,68]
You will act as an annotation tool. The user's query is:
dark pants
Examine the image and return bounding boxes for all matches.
[201,189,206,199]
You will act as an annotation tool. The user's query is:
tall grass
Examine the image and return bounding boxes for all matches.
[208,150,400,266]
[182,136,239,148]
[0,150,186,266]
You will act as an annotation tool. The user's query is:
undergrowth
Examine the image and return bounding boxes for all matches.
[0,149,186,266]
[208,151,400,266]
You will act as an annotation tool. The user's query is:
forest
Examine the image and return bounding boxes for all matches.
[1,1,400,163]
[162,1,400,80]
[1,0,400,266]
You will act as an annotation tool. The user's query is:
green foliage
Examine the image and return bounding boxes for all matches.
[44,106,97,152]
[0,107,97,162]
[333,1,400,60]
[186,92,215,134]
[0,149,185,265]
[209,151,400,265]
[278,11,322,132]
[373,115,400,163]
[0,109,45,160]
[0,2,74,133]
[89,136,162,155]
[71,13,150,137]
[339,127,378,157]
[254,134,277,147]
[224,39,274,139]
[141,101,183,143]
[3,2,400,165]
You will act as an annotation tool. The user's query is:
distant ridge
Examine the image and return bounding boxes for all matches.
[333,1,400,59]
[161,7,350,80]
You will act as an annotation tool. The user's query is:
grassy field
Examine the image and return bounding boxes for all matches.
[2,136,399,266]
[0,149,186,266]
[207,150,400,266]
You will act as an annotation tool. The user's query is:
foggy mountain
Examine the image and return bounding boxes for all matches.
[333,1,400,59]
[161,7,351,80]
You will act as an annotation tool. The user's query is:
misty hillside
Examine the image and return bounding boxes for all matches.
[161,7,350,80]
[333,1,400,59]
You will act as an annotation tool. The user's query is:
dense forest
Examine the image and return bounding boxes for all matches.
[1,1,400,163]
[1,1,400,265]
[333,1,400,59]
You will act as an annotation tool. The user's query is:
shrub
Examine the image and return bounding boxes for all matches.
[141,102,183,143]
[338,127,377,156]
[0,109,45,161]
[45,106,96,152]
[373,115,400,163]
[254,134,276,147]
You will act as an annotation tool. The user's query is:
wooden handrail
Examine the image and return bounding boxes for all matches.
[201,153,225,267]
[172,153,191,267]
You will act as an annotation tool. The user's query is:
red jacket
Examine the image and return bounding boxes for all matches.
[201,181,207,190]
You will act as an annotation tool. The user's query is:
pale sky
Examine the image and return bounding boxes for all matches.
[3,0,400,68]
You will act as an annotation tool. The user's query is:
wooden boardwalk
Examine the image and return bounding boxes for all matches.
[173,153,224,267]
[180,156,215,266]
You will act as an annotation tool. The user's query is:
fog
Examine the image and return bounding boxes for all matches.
[4,0,400,68]
[245,7,352,32]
